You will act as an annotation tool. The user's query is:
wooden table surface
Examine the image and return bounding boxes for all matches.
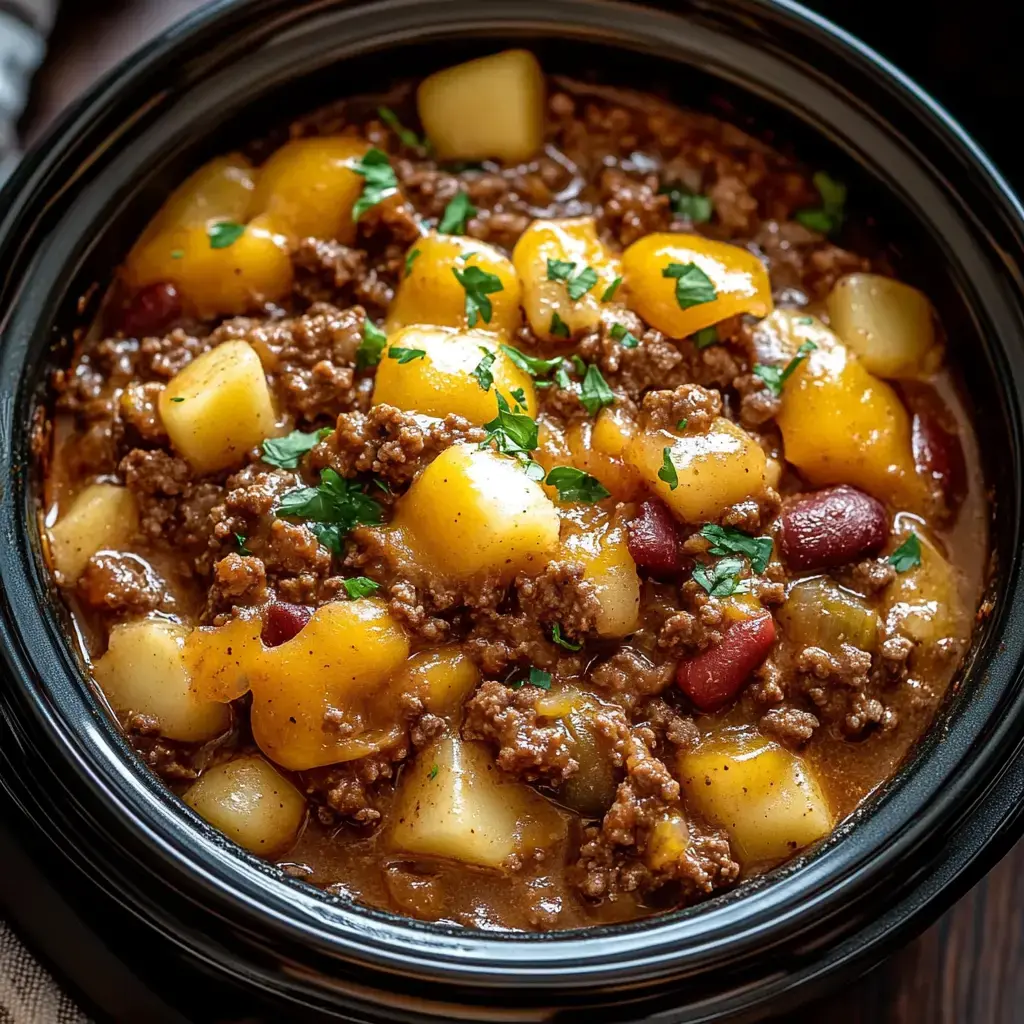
[21,2,1023,1022]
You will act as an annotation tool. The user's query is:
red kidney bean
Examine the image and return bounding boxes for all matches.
[261,602,313,647]
[677,613,776,712]
[627,499,682,575]
[117,282,182,338]
[779,485,887,571]
[913,411,966,509]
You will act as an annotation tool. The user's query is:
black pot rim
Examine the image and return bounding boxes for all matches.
[2,0,1024,1019]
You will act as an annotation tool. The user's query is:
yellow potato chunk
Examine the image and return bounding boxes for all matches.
[626,417,767,523]
[94,619,230,742]
[184,756,306,858]
[372,326,536,424]
[565,410,641,501]
[622,233,773,339]
[645,812,692,873]
[390,736,566,870]
[512,217,623,341]
[388,647,480,726]
[392,443,560,580]
[248,599,410,771]
[751,308,839,365]
[159,340,278,474]
[775,342,925,507]
[48,484,138,583]
[679,731,833,868]
[561,506,640,637]
[184,613,264,704]
[779,577,879,652]
[386,233,522,336]
[251,136,369,244]
[417,50,545,164]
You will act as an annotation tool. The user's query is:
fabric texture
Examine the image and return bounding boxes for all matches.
[0,924,88,1024]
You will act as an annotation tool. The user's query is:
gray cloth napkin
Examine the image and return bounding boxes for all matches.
[0,924,88,1024]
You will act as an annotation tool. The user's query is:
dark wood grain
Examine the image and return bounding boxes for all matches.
[22,3,1023,1021]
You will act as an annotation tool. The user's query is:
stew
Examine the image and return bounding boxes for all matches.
[42,50,988,931]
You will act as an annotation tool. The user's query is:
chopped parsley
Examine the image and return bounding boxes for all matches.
[499,344,561,380]
[554,365,572,390]
[208,220,245,249]
[438,191,477,235]
[427,763,439,780]
[795,171,847,235]
[753,340,817,397]
[453,264,504,327]
[170,249,184,260]
[677,417,688,430]
[377,105,422,148]
[660,184,713,223]
[404,247,421,277]
[388,346,426,364]
[700,524,773,574]
[169,396,185,403]
[546,258,576,281]
[889,533,922,573]
[472,348,496,391]
[571,354,587,375]
[663,261,717,310]
[692,555,746,598]
[693,326,718,349]
[579,364,614,416]
[567,266,599,301]
[601,276,623,302]
[371,477,391,494]
[550,312,571,339]
[551,623,583,651]
[262,428,325,469]
[356,318,388,369]
[510,386,527,406]
[610,322,639,349]
[234,533,251,556]
[276,468,383,554]
[544,466,611,504]
[342,576,381,599]
[480,392,539,458]
[349,148,399,220]
[658,447,678,490]
[509,667,553,690]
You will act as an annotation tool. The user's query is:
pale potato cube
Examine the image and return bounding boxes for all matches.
[561,506,640,637]
[678,731,833,867]
[386,233,522,337]
[626,417,767,523]
[93,619,230,742]
[48,484,138,583]
[390,736,566,869]
[248,598,410,771]
[417,50,545,164]
[159,340,278,474]
[392,443,560,580]
[372,326,536,424]
[388,647,480,726]
[184,756,306,857]
[512,218,622,341]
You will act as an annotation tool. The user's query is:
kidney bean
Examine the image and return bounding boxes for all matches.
[913,411,966,509]
[677,613,776,712]
[261,602,313,647]
[627,499,682,575]
[779,485,887,571]
[117,282,182,338]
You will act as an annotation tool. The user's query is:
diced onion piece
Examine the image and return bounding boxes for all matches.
[827,273,939,379]
[48,484,138,583]
[184,756,306,857]
[778,577,879,652]
[417,50,545,164]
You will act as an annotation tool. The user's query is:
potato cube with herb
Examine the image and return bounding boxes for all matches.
[159,340,278,474]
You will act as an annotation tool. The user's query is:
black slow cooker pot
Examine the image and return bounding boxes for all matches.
[2,1,1024,1021]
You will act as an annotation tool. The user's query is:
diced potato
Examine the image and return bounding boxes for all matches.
[388,646,480,725]
[184,613,264,703]
[417,50,545,164]
[391,443,560,580]
[626,417,767,523]
[386,233,522,337]
[776,342,925,508]
[751,309,839,365]
[778,577,879,652]
[566,413,642,501]
[48,484,138,583]
[561,506,640,637]
[547,689,621,818]
[645,811,692,872]
[183,756,306,857]
[827,273,940,379]
[621,233,773,339]
[372,326,536,424]
[94,619,230,742]
[128,214,293,318]
[390,736,566,869]
[247,599,410,771]
[159,340,278,474]
[678,730,833,867]
[251,136,369,244]
[512,218,623,341]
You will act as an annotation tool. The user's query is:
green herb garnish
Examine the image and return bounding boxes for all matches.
[795,171,847,235]
[169,396,185,403]
[700,524,773,574]
[546,258,576,281]
[579,364,614,416]
[276,468,384,553]
[262,428,323,469]
[510,667,553,690]
[658,447,678,490]
[663,261,717,310]
[342,576,381,599]
[610,323,639,349]
[601,276,623,302]
[438,191,477,235]
[356,318,388,370]
[567,266,599,301]
[472,348,496,391]
[677,418,688,430]
[427,763,439,780]
[693,326,718,349]
[661,185,713,223]
[349,148,399,220]
[234,533,251,556]
[889,533,922,573]
[550,312,571,339]
[170,249,184,260]
[377,105,422,148]
[551,623,582,651]
[453,265,504,328]
[500,344,562,380]
[208,221,245,249]
[388,346,426,364]
[692,555,746,598]
[753,340,817,397]
[404,248,421,277]
[480,392,539,458]
[545,466,611,504]
[510,386,527,406]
